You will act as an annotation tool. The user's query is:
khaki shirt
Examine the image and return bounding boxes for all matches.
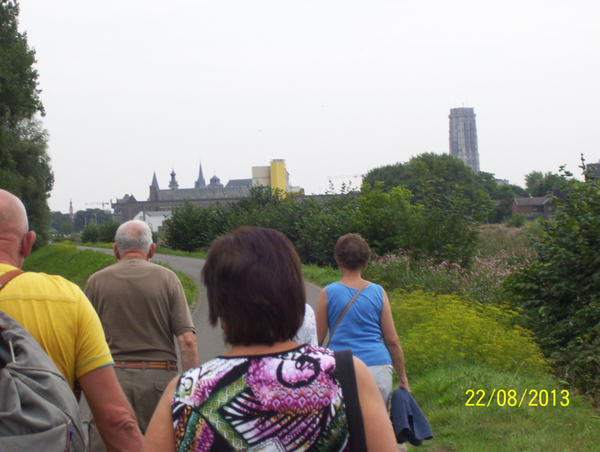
[84,258,194,362]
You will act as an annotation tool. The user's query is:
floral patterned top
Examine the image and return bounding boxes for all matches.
[172,344,350,451]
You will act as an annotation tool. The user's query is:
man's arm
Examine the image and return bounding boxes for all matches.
[177,331,198,372]
[79,365,143,452]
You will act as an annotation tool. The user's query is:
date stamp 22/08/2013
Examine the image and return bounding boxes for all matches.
[465,389,570,407]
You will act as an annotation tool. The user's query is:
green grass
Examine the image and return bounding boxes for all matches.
[23,243,116,289]
[24,244,198,308]
[72,241,206,259]
[408,364,600,451]
[153,247,206,259]
[301,264,341,287]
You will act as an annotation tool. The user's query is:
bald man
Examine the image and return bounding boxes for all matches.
[0,189,142,451]
[83,220,197,450]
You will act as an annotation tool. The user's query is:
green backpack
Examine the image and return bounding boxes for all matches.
[0,289,86,452]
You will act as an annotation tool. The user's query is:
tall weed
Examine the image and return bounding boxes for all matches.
[364,248,535,304]
[391,291,549,377]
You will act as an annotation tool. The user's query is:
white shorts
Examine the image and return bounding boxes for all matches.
[368,364,393,408]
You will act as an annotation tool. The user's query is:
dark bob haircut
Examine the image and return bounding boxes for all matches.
[334,233,372,270]
[201,226,306,346]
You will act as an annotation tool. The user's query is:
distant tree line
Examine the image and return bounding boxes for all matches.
[364,153,565,224]
[165,182,480,268]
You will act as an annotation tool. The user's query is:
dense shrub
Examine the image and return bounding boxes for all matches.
[80,221,99,243]
[164,200,220,252]
[164,184,480,268]
[390,291,549,377]
[97,220,120,243]
[504,169,600,397]
[507,212,526,228]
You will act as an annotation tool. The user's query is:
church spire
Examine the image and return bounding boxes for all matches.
[169,169,179,190]
[151,171,160,190]
[195,160,206,188]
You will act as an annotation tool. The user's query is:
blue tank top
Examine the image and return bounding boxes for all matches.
[325,282,392,366]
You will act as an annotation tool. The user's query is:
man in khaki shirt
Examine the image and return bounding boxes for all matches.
[83,220,198,450]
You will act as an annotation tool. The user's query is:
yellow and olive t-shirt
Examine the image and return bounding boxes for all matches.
[0,264,113,389]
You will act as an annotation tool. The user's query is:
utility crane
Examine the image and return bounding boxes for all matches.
[326,174,364,180]
[85,201,111,209]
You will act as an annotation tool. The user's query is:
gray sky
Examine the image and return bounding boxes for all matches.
[17,0,600,213]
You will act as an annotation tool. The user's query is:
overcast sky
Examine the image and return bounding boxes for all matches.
[17,0,600,213]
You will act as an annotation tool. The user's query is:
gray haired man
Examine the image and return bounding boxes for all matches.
[83,220,198,450]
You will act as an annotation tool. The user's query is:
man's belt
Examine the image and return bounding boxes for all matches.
[114,360,178,371]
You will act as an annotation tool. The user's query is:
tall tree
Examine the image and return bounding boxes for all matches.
[0,0,52,245]
[524,170,564,197]
[364,153,494,223]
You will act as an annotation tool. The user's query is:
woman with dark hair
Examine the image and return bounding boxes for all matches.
[143,227,397,451]
[316,233,410,407]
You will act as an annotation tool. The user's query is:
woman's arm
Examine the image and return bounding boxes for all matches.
[380,289,410,391]
[354,356,398,451]
[142,376,178,452]
[315,288,329,346]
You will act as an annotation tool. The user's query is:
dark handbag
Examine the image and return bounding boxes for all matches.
[334,349,367,452]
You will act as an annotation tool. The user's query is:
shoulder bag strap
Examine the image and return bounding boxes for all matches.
[334,349,367,452]
[325,283,369,348]
[0,269,25,290]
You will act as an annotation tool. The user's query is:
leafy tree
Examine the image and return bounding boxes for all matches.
[0,1,52,246]
[59,220,74,236]
[364,153,493,223]
[51,211,69,230]
[97,220,120,243]
[505,169,600,397]
[164,200,219,252]
[73,209,112,232]
[355,182,421,256]
[489,183,527,223]
[81,221,99,243]
[0,0,44,125]
[525,171,564,197]
[52,210,75,235]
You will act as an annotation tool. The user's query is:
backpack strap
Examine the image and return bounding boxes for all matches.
[0,269,25,289]
[325,283,369,348]
[334,349,367,452]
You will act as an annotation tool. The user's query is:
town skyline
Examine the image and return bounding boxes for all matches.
[17,1,598,213]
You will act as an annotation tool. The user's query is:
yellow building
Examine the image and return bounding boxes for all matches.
[252,159,290,192]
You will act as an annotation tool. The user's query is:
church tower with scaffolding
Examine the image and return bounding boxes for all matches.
[449,107,480,173]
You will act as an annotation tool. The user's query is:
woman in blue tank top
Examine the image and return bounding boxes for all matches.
[316,233,410,406]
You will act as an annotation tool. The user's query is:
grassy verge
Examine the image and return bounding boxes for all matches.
[23,243,116,289]
[409,364,600,451]
[24,244,197,308]
[64,241,206,259]
[301,264,340,287]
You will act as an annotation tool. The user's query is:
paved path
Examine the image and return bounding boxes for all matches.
[79,247,322,365]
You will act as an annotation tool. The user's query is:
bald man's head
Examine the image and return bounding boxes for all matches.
[0,189,36,267]
[0,189,29,238]
[115,220,153,256]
